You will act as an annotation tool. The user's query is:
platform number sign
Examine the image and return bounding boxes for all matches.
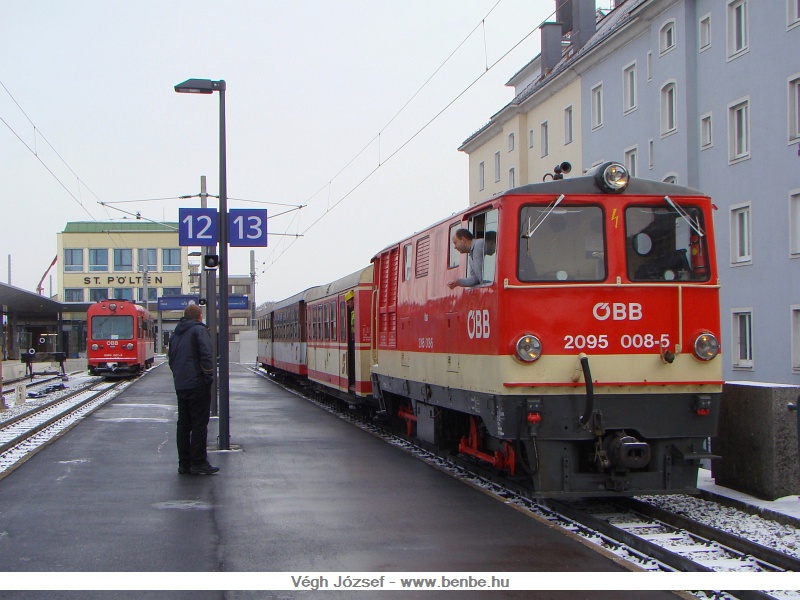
[179,208,218,247]
[229,209,268,247]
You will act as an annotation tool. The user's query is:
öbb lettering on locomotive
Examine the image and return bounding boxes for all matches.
[258,163,721,497]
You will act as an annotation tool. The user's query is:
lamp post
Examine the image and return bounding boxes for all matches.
[174,78,230,450]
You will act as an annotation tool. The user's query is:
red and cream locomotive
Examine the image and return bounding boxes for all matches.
[87,299,155,377]
[259,163,722,497]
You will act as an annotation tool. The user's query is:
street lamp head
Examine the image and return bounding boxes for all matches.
[174,78,225,94]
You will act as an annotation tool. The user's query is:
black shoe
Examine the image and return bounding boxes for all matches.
[178,466,191,475]
[190,462,220,475]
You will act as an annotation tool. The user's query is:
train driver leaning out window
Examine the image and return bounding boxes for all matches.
[448,229,495,289]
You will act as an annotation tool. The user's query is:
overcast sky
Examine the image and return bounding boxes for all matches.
[1,0,612,305]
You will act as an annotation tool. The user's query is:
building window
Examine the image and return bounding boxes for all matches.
[730,202,752,264]
[508,168,515,189]
[623,62,637,114]
[663,174,678,184]
[646,51,652,81]
[494,151,501,182]
[789,74,800,144]
[701,113,713,149]
[529,129,535,149]
[591,83,603,130]
[64,288,83,302]
[138,287,157,302]
[231,317,249,327]
[624,146,638,177]
[64,249,83,272]
[138,248,157,272]
[89,249,108,272]
[732,309,754,369]
[113,249,133,272]
[792,306,800,372]
[478,161,485,190]
[699,14,712,51]
[162,248,181,272]
[564,105,573,144]
[89,288,108,302]
[728,98,750,162]
[791,0,800,27]
[660,82,677,136]
[659,20,676,55]
[790,189,800,255]
[648,139,654,169]
[727,0,749,60]
[113,288,134,300]
[162,287,182,296]
[508,133,515,152]
[540,121,549,157]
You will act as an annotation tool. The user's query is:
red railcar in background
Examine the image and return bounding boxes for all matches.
[87,299,154,377]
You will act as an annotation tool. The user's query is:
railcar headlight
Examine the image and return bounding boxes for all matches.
[125,343,134,350]
[593,161,629,193]
[91,344,99,351]
[515,334,542,363]
[693,333,719,361]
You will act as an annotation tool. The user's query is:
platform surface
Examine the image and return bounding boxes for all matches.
[0,361,688,599]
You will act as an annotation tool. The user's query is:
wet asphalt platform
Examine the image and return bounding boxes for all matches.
[0,361,690,600]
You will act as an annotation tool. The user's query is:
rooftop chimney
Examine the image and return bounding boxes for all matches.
[540,22,563,78]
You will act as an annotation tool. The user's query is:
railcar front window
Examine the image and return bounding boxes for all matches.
[518,205,606,281]
[625,204,710,281]
[91,316,134,340]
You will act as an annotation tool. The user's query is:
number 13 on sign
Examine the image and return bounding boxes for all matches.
[229,209,268,247]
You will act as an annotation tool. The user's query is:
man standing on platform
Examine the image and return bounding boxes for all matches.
[168,303,219,475]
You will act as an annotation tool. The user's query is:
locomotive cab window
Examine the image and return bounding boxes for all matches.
[518,204,605,281]
[460,209,498,285]
[625,202,710,282]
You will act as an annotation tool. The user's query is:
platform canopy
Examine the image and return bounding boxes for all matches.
[0,282,65,317]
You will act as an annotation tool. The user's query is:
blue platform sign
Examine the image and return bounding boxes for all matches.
[179,208,218,247]
[158,294,249,311]
[229,209,267,247]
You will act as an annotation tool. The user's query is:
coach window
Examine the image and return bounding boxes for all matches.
[625,204,709,282]
[403,244,412,281]
[324,303,330,340]
[331,301,337,341]
[518,205,606,282]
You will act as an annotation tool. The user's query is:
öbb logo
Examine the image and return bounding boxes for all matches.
[593,302,643,321]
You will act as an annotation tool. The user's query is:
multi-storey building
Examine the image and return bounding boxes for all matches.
[459,0,800,384]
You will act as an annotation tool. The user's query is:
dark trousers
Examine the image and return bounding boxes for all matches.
[176,384,211,467]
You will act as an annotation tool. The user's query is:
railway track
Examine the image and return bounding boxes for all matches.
[0,378,130,480]
[253,366,800,599]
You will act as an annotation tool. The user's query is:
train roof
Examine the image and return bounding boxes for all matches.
[267,287,318,312]
[305,265,373,304]
[506,174,706,198]
[371,174,708,259]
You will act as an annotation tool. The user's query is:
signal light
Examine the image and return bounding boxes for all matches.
[198,298,207,306]
[204,254,220,269]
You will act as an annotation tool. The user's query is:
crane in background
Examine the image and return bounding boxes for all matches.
[36,255,57,296]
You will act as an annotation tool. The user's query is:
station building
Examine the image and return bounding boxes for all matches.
[1,221,254,370]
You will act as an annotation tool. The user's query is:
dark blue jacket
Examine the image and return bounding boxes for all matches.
[168,318,214,391]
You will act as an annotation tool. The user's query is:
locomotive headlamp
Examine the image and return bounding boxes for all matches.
[125,343,134,350]
[593,161,629,193]
[109,303,117,311]
[693,332,719,361]
[515,334,542,363]
[91,344,99,351]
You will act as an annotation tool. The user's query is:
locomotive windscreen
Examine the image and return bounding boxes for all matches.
[91,315,134,340]
[625,204,710,282]
[518,205,606,282]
